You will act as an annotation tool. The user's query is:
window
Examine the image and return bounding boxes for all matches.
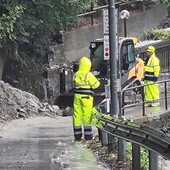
[121,41,135,63]
[121,40,135,71]
[90,43,107,77]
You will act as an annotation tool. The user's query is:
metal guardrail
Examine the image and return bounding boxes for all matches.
[92,79,170,169]
[92,110,170,160]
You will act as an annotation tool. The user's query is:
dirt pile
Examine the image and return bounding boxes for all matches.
[0,80,62,122]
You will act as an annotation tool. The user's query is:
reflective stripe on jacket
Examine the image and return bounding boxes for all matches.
[73,71,100,93]
[144,54,160,81]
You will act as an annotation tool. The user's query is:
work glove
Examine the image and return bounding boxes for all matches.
[153,77,158,82]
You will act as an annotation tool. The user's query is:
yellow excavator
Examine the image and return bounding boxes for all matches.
[55,37,144,109]
[90,37,144,86]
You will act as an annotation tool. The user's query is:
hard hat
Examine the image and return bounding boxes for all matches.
[146,46,155,53]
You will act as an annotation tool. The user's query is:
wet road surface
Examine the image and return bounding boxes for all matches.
[124,91,170,119]
[0,83,169,170]
[0,117,109,170]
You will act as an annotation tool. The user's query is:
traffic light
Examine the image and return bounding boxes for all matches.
[105,47,109,57]
[104,35,109,60]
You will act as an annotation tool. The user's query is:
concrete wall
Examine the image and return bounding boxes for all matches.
[48,3,167,101]
[119,3,167,37]
[60,3,167,63]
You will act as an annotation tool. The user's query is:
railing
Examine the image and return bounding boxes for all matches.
[68,1,147,31]
[93,110,170,159]
[93,79,170,170]
[121,79,170,116]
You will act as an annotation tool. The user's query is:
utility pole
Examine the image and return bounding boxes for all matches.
[109,0,119,117]
[107,0,119,152]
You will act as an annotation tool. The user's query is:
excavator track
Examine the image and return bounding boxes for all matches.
[95,78,143,112]
[122,78,143,107]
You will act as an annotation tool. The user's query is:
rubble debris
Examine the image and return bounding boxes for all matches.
[0,80,63,122]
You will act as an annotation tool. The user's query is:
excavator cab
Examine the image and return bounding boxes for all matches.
[89,37,143,88]
[55,37,144,109]
[120,39,136,72]
[90,40,107,78]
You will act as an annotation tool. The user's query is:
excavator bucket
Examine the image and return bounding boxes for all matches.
[54,92,74,109]
[54,92,105,109]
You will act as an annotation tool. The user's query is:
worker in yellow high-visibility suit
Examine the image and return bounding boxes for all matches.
[144,46,160,107]
[73,56,100,141]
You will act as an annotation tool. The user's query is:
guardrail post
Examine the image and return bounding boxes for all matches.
[99,105,109,146]
[118,138,125,161]
[97,128,102,141]
[101,132,108,146]
[104,82,114,151]
[149,150,158,170]
[132,143,140,170]
[108,135,114,152]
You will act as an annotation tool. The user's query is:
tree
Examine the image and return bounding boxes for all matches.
[0,0,96,98]
[0,2,24,78]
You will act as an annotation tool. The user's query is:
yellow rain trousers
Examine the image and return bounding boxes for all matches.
[144,53,160,105]
[144,80,160,104]
[73,94,93,140]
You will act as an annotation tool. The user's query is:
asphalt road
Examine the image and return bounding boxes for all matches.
[0,84,169,170]
[0,117,109,170]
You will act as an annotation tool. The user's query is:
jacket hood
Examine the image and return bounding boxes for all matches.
[79,56,91,71]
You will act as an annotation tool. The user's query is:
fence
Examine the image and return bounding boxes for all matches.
[67,0,150,31]
[94,79,170,170]
[92,40,170,169]
[121,79,170,116]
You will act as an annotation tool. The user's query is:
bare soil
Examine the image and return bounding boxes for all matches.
[84,140,132,170]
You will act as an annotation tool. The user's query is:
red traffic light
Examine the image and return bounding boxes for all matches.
[105,52,109,56]
[105,47,109,51]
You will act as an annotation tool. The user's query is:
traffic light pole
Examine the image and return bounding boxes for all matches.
[109,0,119,117]
[109,0,125,156]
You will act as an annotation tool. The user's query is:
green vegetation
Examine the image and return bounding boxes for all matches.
[0,0,97,98]
[142,29,170,41]
[141,0,170,42]
[163,0,170,16]
[126,142,164,170]
[126,142,149,170]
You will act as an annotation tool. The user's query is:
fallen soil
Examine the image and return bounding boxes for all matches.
[1,5,170,167]
[0,80,63,123]
[0,80,132,170]
[1,79,170,170]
